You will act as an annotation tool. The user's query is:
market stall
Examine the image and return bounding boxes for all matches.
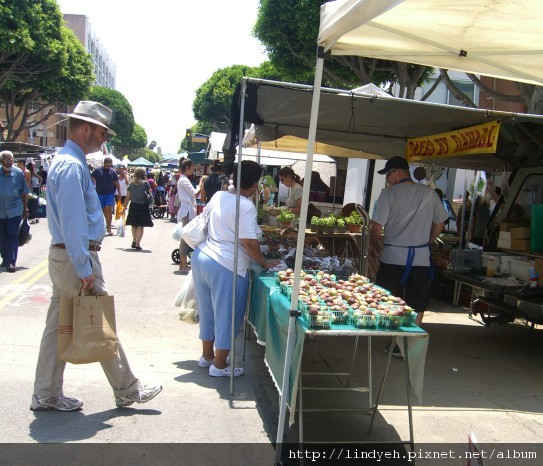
[221,1,543,455]
[247,270,428,443]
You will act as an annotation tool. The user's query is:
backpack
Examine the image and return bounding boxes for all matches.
[204,174,226,201]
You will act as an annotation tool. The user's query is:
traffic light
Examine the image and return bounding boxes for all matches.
[186,128,192,139]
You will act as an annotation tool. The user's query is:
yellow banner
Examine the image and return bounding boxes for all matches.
[406,121,501,162]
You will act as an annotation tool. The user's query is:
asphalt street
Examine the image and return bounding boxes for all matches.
[2,213,543,465]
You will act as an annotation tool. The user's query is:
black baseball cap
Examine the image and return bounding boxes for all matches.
[377,156,409,174]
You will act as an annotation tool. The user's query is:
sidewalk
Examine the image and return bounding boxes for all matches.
[1,214,543,458]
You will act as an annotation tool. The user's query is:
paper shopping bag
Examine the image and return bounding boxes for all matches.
[58,291,118,364]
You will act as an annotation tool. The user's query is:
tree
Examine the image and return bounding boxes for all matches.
[0,0,94,141]
[191,61,283,139]
[253,0,543,112]
[114,122,148,158]
[253,0,431,98]
[88,86,135,142]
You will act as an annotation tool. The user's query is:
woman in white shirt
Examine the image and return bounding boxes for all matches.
[176,158,197,272]
[278,166,303,215]
[116,166,129,204]
[191,161,277,377]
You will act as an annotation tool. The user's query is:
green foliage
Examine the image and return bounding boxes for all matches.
[193,65,253,132]
[321,215,337,227]
[277,210,295,223]
[253,0,432,94]
[88,86,135,143]
[336,218,346,228]
[345,211,362,225]
[0,0,94,141]
[126,147,160,163]
[191,61,286,137]
[114,123,147,158]
[310,215,320,225]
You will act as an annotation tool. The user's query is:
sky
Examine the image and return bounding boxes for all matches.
[56,0,267,155]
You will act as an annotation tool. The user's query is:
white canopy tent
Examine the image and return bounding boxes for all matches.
[319,0,543,86]
[208,131,338,187]
[269,0,543,455]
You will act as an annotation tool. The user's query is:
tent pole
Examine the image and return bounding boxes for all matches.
[275,53,325,463]
[230,78,247,394]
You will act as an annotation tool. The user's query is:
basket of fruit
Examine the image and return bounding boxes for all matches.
[402,308,417,327]
[352,310,380,329]
[304,305,333,329]
[378,310,404,330]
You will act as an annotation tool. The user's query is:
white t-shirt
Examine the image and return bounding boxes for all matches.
[286,183,303,209]
[118,176,129,196]
[372,183,449,266]
[176,174,196,220]
[199,191,259,278]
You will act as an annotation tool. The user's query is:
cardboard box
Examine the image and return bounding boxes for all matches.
[510,239,531,251]
[500,219,530,232]
[497,238,511,249]
[510,227,531,239]
[499,231,511,241]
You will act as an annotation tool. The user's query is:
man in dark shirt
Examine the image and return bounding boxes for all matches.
[92,157,120,236]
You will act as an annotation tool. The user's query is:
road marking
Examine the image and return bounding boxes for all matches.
[0,260,49,310]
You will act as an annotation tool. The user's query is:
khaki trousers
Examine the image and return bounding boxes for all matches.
[33,246,139,398]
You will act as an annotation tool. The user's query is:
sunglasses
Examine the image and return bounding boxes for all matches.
[385,169,398,177]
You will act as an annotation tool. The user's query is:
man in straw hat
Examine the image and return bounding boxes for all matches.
[31,101,162,411]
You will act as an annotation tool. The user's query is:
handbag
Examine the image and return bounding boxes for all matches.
[58,288,118,364]
[144,181,154,205]
[181,210,210,249]
[18,217,31,246]
[181,202,213,249]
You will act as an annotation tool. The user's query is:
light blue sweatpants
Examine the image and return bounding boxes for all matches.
[191,248,249,349]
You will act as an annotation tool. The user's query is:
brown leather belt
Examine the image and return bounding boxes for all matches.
[53,242,101,252]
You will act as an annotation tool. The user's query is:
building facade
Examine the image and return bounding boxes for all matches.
[63,14,116,90]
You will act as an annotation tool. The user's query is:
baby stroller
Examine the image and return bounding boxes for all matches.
[151,188,168,219]
[171,222,192,265]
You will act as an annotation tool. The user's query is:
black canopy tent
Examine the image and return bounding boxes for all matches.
[223,78,543,172]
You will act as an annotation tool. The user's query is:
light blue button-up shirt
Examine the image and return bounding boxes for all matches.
[47,140,106,278]
[0,166,30,219]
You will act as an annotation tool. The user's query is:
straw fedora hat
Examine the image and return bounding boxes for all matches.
[60,101,117,136]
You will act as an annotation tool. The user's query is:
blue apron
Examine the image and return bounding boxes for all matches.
[384,177,434,285]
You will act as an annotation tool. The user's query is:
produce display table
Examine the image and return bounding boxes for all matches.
[247,272,429,444]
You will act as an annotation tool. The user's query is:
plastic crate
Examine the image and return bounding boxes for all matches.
[402,311,417,327]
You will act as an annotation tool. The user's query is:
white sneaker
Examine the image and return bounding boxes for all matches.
[198,356,214,368]
[209,364,244,377]
[198,355,231,367]
[115,383,162,407]
[30,395,83,411]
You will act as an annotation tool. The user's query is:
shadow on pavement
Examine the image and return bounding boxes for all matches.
[29,408,161,442]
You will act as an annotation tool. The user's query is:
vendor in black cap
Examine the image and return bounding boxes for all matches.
[369,156,448,357]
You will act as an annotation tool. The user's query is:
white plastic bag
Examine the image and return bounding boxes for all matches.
[172,222,182,242]
[175,271,198,324]
[115,217,125,237]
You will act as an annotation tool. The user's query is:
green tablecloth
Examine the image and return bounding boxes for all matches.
[248,273,305,410]
[248,272,429,425]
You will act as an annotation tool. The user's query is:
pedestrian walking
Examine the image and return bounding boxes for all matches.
[92,157,121,236]
[0,151,30,273]
[31,100,162,412]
